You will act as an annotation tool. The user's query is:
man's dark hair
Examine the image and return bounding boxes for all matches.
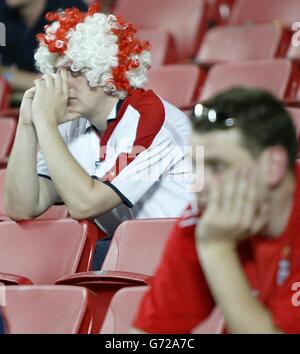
[192,87,298,169]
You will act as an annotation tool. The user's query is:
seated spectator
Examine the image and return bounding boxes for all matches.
[0,0,87,94]
[133,87,300,334]
[4,4,193,269]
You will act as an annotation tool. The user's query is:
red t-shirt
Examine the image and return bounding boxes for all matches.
[134,167,300,334]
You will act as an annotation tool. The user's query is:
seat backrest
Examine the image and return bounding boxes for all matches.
[146,64,200,109]
[3,285,99,334]
[101,218,177,275]
[0,118,16,159]
[0,219,97,284]
[138,29,175,67]
[100,286,149,334]
[196,23,284,64]
[199,59,294,101]
[230,0,300,25]
[114,0,207,60]
[0,169,69,221]
[287,40,300,62]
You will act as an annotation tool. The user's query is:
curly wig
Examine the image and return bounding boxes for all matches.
[34,3,151,98]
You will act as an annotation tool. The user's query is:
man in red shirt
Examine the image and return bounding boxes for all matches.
[133,87,300,334]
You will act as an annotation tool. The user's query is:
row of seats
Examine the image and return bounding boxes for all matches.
[2,61,298,166]
[1,284,224,334]
[111,0,300,65]
[0,217,224,333]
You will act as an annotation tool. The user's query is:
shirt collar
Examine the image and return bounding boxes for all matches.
[85,98,124,132]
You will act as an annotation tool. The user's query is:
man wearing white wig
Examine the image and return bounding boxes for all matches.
[4,3,193,268]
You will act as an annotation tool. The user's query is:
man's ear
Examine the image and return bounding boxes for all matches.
[262,146,289,187]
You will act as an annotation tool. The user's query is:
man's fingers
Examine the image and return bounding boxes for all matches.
[207,177,222,214]
[41,74,54,89]
[222,169,238,212]
[233,169,252,214]
[34,79,45,90]
[23,87,36,99]
[57,68,69,95]
[51,72,62,91]
[240,172,259,232]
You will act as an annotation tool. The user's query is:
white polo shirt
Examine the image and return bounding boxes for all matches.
[37,89,194,235]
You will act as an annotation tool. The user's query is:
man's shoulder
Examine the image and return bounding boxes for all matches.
[124,89,165,116]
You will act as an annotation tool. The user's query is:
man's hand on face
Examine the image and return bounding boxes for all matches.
[19,86,36,126]
[196,168,270,250]
[31,69,72,127]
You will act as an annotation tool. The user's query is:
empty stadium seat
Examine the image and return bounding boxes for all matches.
[101,287,225,334]
[138,29,176,67]
[0,219,98,285]
[59,218,177,283]
[3,285,102,334]
[196,23,288,66]
[0,118,16,160]
[114,0,208,61]
[199,59,298,102]
[100,286,149,334]
[146,64,201,109]
[56,218,177,329]
[0,169,69,221]
[229,0,300,26]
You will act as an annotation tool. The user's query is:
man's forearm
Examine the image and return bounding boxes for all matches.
[34,121,96,216]
[4,123,40,219]
[196,242,280,334]
[10,68,40,92]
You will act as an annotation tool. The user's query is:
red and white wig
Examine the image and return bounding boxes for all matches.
[34,3,151,99]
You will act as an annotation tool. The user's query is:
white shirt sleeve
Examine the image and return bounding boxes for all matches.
[36,122,71,178]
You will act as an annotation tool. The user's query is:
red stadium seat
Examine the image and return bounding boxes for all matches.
[196,23,289,66]
[146,64,201,109]
[191,307,225,334]
[0,169,69,221]
[56,218,177,329]
[229,0,300,26]
[0,118,17,160]
[199,59,298,102]
[287,41,300,63]
[114,0,208,61]
[101,218,176,274]
[138,29,176,67]
[0,219,97,285]
[100,286,149,334]
[0,78,11,110]
[3,285,102,334]
[0,109,19,120]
